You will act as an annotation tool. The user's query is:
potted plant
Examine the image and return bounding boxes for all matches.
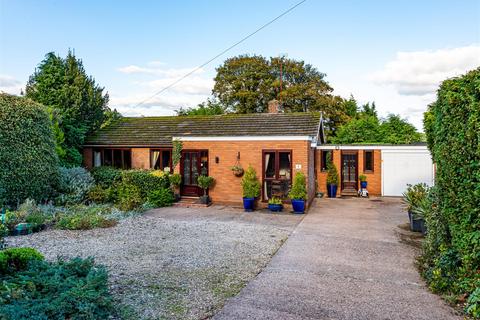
[402,183,429,233]
[169,173,182,202]
[289,172,307,214]
[241,165,261,212]
[268,197,283,212]
[359,175,367,189]
[326,154,339,198]
[197,175,214,205]
[231,165,244,177]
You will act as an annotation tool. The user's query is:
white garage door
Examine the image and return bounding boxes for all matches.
[382,149,434,196]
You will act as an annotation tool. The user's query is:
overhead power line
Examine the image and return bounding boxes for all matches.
[133,0,307,108]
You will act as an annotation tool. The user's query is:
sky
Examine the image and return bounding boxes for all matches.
[1,0,479,130]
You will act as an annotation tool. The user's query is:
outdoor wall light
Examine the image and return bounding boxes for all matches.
[215,156,219,164]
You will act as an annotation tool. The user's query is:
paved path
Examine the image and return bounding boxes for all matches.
[215,197,460,320]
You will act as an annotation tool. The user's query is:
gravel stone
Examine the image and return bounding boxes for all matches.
[6,205,302,320]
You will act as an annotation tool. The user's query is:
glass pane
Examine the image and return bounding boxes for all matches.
[93,151,102,167]
[162,151,171,170]
[200,151,208,176]
[264,152,276,178]
[113,149,122,168]
[343,158,349,181]
[151,151,160,169]
[183,153,191,184]
[270,179,290,200]
[365,152,373,171]
[279,152,291,180]
[103,149,112,166]
[349,159,356,181]
[191,153,198,185]
[123,150,131,169]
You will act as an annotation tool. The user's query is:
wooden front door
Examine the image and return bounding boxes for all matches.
[180,150,208,196]
[341,152,358,191]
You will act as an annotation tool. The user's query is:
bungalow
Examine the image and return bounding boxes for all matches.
[83,100,434,208]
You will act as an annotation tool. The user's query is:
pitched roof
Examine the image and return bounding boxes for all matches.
[84,112,321,146]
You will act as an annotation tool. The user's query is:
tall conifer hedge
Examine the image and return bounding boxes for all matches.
[422,68,479,315]
[0,94,59,205]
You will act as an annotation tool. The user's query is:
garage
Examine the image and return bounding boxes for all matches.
[381,146,434,196]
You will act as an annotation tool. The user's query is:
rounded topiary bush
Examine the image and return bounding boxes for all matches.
[0,94,59,206]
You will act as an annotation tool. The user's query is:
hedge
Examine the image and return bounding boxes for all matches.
[422,68,479,316]
[0,94,59,206]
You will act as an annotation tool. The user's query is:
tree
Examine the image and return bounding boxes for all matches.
[0,94,59,205]
[25,51,110,167]
[176,98,226,116]
[332,108,421,144]
[212,54,352,133]
[379,114,422,144]
[213,55,274,113]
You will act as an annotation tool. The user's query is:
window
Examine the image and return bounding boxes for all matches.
[150,149,172,172]
[263,150,292,200]
[364,150,374,172]
[93,149,132,169]
[321,150,332,171]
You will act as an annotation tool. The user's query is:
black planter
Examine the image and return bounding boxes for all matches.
[410,217,424,233]
[327,184,338,198]
[199,195,210,205]
[174,193,181,202]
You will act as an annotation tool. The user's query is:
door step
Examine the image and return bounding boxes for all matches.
[173,197,211,208]
[341,190,358,197]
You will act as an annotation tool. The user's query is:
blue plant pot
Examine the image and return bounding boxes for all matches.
[327,184,337,198]
[291,199,305,214]
[410,217,424,232]
[268,204,283,212]
[243,197,255,212]
[360,181,367,189]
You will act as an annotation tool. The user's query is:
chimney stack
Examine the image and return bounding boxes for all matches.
[268,99,280,113]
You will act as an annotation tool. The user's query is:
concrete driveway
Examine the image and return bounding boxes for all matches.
[215,197,460,320]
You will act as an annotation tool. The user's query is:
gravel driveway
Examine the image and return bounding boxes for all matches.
[6,205,302,320]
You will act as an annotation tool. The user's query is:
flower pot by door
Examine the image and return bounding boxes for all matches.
[327,184,338,198]
[291,199,305,213]
[243,197,255,212]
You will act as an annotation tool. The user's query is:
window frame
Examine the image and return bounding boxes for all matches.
[320,150,332,172]
[261,149,293,202]
[364,150,374,173]
[92,148,132,169]
[150,148,173,172]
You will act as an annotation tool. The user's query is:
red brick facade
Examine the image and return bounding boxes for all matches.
[83,140,316,209]
[316,149,382,196]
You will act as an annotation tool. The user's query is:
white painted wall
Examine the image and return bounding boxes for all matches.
[381,148,434,196]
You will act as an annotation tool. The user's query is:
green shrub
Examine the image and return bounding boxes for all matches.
[56,205,117,230]
[326,153,339,185]
[121,169,170,198]
[402,183,430,218]
[0,257,113,319]
[0,94,59,206]
[241,166,261,198]
[197,175,214,196]
[91,166,122,187]
[358,174,367,182]
[56,167,94,205]
[147,188,175,207]
[0,247,44,274]
[115,183,143,211]
[268,197,283,205]
[289,172,307,200]
[87,185,111,203]
[422,67,480,315]
[169,173,182,188]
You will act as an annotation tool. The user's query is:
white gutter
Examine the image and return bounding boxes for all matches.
[173,136,313,141]
[316,145,428,151]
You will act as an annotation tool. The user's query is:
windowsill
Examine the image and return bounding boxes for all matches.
[364,170,374,174]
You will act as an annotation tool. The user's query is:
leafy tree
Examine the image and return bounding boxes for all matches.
[176,98,226,116]
[332,115,381,144]
[213,55,274,113]
[25,51,110,167]
[0,94,59,205]
[212,54,352,133]
[360,102,378,118]
[342,95,359,118]
[379,114,422,144]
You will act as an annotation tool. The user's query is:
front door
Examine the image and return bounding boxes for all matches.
[180,150,208,196]
[341,152,358,192]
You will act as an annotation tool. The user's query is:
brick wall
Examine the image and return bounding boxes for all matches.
[316,149,382,196]
[179,140,313,208]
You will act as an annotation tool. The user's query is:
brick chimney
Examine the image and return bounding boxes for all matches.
[268,99,280,113]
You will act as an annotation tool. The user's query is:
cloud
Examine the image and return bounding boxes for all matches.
[369,45,480,96]
[0,75,23,94]
[112,62,214,116]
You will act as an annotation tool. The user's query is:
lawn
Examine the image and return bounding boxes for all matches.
[6,205,302,319]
